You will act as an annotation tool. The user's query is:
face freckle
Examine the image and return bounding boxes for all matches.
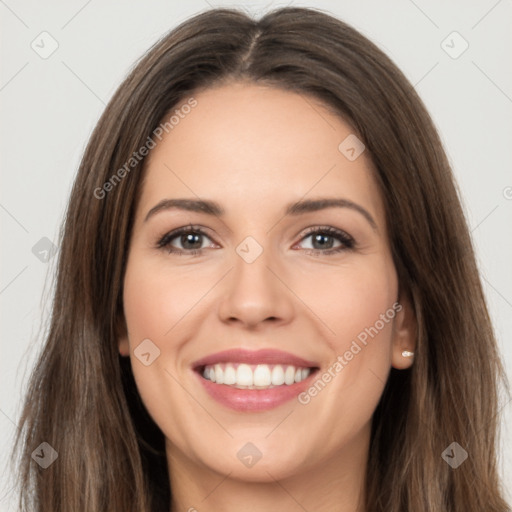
[118,81,415,487]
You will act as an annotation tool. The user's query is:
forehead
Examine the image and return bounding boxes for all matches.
[139,82,383,224]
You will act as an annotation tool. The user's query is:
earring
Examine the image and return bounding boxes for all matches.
[401,350,414,358]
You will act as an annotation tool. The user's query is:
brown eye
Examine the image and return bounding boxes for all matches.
[157,226,215,255]
[296,226,355,255]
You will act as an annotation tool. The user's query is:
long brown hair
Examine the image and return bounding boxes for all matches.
[11,7,510,511]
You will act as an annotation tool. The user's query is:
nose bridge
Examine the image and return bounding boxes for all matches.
[217,234,294,326]
[232,234,278,301]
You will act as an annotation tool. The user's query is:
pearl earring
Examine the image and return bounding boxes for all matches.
[401,350,414,358]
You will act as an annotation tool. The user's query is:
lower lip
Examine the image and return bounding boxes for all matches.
[194,369,317,412]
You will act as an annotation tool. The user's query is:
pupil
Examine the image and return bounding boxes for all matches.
[182,233,201,249]
[313,233,333,249]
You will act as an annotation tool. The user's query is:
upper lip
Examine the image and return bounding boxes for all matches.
[192,348,319,369]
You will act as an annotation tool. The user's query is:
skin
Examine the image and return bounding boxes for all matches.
[118,81,416,512]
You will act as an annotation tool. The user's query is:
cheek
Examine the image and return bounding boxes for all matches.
[121,257,183,388]
[297,256,397,342]
[121,258,200,436]
[122,255,208,342]
[294,261,398,438]
[297,255,397,389]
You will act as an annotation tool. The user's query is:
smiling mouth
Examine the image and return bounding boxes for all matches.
[196,362,319,390]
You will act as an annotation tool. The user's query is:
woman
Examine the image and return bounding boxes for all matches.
[11,6,511,511]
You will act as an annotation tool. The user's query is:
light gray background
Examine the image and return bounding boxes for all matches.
[1,0,511,509]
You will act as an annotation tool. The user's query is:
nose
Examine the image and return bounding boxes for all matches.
[217,242,295,330]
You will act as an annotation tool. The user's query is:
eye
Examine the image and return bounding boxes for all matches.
[294,226,355,256]
[156,224,355,257]
[156,225,216,256]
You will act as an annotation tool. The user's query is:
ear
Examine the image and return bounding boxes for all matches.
[116,314,130,357]
[391,291,417,370]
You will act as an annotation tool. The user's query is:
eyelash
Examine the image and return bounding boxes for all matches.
[156,224,355,257]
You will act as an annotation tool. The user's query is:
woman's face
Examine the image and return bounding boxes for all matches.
[119,82,415,482]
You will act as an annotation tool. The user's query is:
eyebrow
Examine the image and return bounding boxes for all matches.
[144,197,377,230]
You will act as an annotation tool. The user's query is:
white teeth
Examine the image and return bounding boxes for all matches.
[223,365,236,385]
[215,365,224,384]
[253,365,271,386]
[201,363,313,389]
[236,364,253,386]
[284,365,295,385]
[271,365,285,385]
